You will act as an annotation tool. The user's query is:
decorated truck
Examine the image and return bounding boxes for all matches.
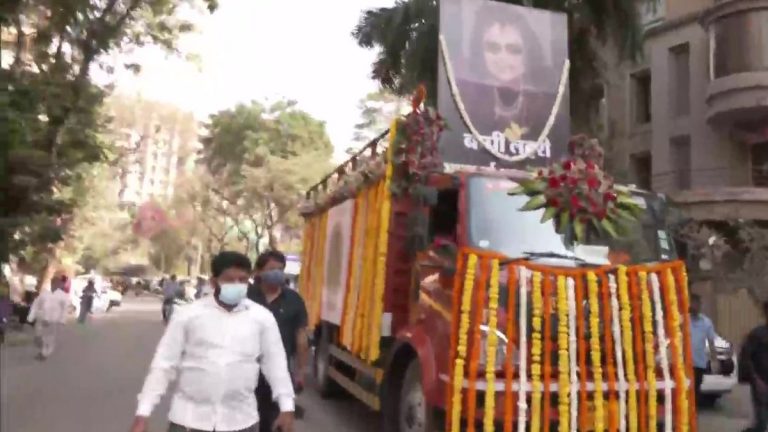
[298,1,696,431]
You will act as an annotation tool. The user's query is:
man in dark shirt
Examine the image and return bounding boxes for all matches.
[740,300,768,432]
[248,250,309,432]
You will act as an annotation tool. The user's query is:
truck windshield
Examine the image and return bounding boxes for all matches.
[467,176,676,263]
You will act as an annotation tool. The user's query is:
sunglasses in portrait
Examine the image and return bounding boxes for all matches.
[484,41,524,56]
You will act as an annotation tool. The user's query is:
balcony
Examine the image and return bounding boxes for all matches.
[670,187,768,220]
[701,0,768,124]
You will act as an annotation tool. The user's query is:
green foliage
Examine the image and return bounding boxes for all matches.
[352,89,409,147]
[352,0,648,126]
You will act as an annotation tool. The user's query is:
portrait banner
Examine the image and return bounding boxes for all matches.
[437,0,570,169]
[321,199,355,325]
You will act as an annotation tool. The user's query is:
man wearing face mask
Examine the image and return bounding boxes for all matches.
[130,251,295,432]
[247,250,309,432]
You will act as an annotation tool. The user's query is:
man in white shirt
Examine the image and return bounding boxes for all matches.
[28,274,71,360]
[130,251,296,432]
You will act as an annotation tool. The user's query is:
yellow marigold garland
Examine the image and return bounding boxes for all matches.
[617,266,639,432]
[310,212,328,329]
[665,268,689,432]
[587,272,605,432]
[354,184,380,356]
[556,275,570,432]
[367,121,396,362]
[483,259,501,432]
[530,271,544,432]
[450,253,478,432]
[639,272,657,430]
[650,273,673,432]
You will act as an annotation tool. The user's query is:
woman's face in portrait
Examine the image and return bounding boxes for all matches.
[482,23,525,84]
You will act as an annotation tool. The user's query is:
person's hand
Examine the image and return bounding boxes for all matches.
[294,374,305,394]
[272,412,295,432]
[710,359,720,375]
[129,416,147,432]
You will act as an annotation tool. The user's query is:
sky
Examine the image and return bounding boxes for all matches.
[114,0,395,161]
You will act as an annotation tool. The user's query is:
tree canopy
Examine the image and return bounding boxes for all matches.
[351,0,647,130]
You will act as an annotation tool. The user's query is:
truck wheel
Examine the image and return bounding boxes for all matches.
[314,325,340,398]
[399,360,436,432]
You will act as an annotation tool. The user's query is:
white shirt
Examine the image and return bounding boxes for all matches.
[136,296,294,431]
[28,289,70,323]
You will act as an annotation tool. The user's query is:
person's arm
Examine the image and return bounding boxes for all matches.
[707,319,719,372]
[294,296,310,390]
[131,310,187,431]
[260,312,296,431]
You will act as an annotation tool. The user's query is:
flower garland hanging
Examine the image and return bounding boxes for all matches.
[484,259,502,432]
[542,273,554,430]
[503,263,518,432]
[517,267,530,432]
[530,271,544,432]
[609,274,628,432]
[599,272,619,432]
[557,275,571,432]
[467,259,489,432]
[587,272,606,432]
[676,265,698,432]
[639,272,657,431]
[567,277,579,432]
[629,270,648,432]
[664,268,689,432]
[509,135,643,245]
[650,273,673,432]
[450,253,478,432]
[617,266,639,432]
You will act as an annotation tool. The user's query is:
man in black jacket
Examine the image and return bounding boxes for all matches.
[740,300,768,432]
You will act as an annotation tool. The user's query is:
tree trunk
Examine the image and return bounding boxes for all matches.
[35,248,59,292]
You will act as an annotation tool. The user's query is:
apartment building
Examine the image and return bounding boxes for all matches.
[602,0,768,341]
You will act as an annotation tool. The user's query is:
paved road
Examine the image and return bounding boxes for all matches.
[0,296,754,432]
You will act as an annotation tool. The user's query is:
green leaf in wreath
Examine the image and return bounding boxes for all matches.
[615,207,639,222]
[508,185,527,196]
[574,219,586,243]
[540,206,558,223]
[600,218,619,238]
[519,179,546,194]
[519,194,547,211]
[558,211,570,234]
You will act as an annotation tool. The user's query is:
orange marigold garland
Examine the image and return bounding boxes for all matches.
[675,265,697,432]
[542,272,554,430]
[504,264,518,432]
[450,253,478,432]
[588,271,606,432]
[663,267,689,432]
[629,270,648,432]
[618,266,638,432]
[447,251,468,432]
[575,276,588,431]
[600,272,619,432]
[530,271,544,432]
[638,272,657,431]
[467,258,489,432]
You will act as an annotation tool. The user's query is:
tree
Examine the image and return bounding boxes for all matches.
[200,100,334,253]
[351,0,647,131]
[352,89,409,150]
[1,0,217,288]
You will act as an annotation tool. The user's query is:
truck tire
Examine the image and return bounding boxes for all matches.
[314,325,341,398]
[399,360,436,432]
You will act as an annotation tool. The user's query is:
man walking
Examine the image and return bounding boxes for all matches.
[78,278,98,323]
[248,250,309,431]
[689,293,719,405]
[740,300,768,432]
[130,251,295,432]
[28,275,70,360]
[161,274,180,324]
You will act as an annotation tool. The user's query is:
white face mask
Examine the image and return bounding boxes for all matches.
[218,282,248,306]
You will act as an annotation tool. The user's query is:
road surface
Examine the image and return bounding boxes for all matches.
[0,296,753,432]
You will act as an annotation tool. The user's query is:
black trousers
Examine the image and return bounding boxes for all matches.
[168,422,257,432]
[256,374,280,432]
[694,367,706,405]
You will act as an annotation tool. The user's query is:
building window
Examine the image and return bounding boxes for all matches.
[670,135,692,190]
[631,70,652,126]
[630,152,652,191]
[669,43,690,117]
[751,143,768,187]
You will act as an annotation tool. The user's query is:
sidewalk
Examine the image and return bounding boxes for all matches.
[698,384,753,432]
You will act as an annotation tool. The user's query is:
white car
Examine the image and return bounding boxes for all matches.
[700,333,738,406]
[70,275,123,316]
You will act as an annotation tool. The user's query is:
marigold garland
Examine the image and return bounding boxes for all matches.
[575,276,588,431]
[567,277,579,432]
[450,253,478,432]
[311,212,329,329]
[629,270,648,432]
[609,275,628,432]
[542,272,554,430]
[483,259,502,432]
[354,183,381,356]
[650,273,673,432]
[467,259,489,431]
[664,268,689,432]
[676,265,697,432]
[447,252,468,432]
[504,263,518,432]
[367,120,396,362]
[340,193,363,348]
[639,272,657,431]
[530,271,544,432]
[588,271,606,432]
[517,267,530,432]
[599,272,619,432]
[556,275,571,432]
[617,266,639,432]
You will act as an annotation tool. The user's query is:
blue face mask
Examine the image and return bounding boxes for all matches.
[260,269,285,286]
[218,282,248,306]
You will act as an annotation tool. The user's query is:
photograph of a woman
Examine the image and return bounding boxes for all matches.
[438,0,569,168]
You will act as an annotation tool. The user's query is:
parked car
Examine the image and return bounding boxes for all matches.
[70,274,123,316]
[700,333,738,406]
